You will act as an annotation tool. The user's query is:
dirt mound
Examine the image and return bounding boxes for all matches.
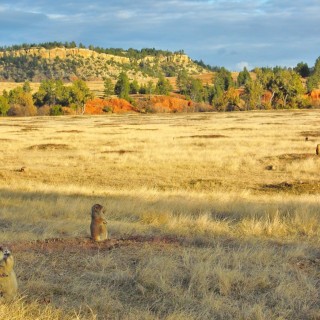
[263,153,317,164]
[291,257,320,272]
[102,149,137,155]
[179,134,227,139]
[260,180,320,194]
[85,98,138,114]
[27,143,70,150]
[277,153,316,160]
[300,130,320,137]
[8,236,182,254]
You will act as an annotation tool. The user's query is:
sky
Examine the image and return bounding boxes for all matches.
[0,0,319,71]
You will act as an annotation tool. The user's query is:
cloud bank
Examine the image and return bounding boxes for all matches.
[0,0,319,70]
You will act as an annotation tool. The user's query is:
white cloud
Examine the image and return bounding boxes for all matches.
[235,61,251,71]
[116,10,136,19]
[46,13,67,20]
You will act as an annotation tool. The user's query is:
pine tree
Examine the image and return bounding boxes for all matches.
[114,72,130,100]
[103,77,114,98]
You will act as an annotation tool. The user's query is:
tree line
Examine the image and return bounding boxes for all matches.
[104,62,318,111]
[0,79,93,116]
[0,47,320,115]
[172,55,320,111]
[0,73,174,116]
[1,61,317,117]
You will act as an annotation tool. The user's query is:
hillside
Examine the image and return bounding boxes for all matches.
[0,46,206,83]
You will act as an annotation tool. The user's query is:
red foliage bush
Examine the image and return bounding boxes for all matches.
[85,98,137,114]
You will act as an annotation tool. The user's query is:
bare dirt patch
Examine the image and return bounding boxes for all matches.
[277,153,317,160]
[189,178,223,189]
[263,153,317,164]
[260,180,320,194]
[8,236,182,254]
[178,134,228,139]
[261,122,286,125]
[102,149,137,155]
[300,130,320,137]
[56,130,83,133]
[133,128,158,131]
[21,126,39,132]
[289,256,320,276]
[0,123,24,127]
[27,143,70,150]
[222,127,255,131]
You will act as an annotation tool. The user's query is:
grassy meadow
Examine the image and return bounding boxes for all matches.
[0,110,319,319]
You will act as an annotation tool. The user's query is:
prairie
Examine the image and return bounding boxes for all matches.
[0,110,319,319]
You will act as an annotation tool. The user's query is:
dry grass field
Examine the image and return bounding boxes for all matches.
[0,110,319,319]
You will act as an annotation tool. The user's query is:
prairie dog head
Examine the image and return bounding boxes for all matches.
[91,204,105,219]
[0,247,11,259]
[0,247,14,273]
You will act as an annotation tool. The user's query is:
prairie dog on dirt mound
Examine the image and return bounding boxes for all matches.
[0,247,18,300]
[90,204,108,241]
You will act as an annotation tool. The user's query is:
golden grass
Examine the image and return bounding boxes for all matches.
[0,110,319,319]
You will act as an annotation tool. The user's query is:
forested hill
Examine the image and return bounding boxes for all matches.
[0,42,209,82]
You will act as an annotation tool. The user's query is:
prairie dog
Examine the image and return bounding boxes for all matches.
[0,247,18,300]
[90,204,108,241]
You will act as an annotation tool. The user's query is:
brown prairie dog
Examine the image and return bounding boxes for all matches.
[0,247,18,300]
[90,204,108,241]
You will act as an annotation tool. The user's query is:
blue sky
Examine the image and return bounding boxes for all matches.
[0,0,319,70]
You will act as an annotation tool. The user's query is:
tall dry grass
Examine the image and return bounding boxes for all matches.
[0,110,319,319]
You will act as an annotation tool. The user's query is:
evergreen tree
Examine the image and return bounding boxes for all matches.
[256,68,304,107]
[307,56,320,92]
[176,70,189,95]
[130,80,139,94]
[8,86,37,116]
[103,77,114,98]
[22,81,32,93]
[213,67,234,92]
[244,79,264,110]
[146,80,154,98]
[294,62,310,78]
[33,79,67,106]
[114,72,130,99]
[273,70,305,107]
[155,75,172,95]
[139,84,147,94]
[237,67,251,87]
[70,79,93,113]
[188,78,203,102]
[0,95,10,116]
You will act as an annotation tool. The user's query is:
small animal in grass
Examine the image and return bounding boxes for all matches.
[0,247,18,300]
[316,144,320,156]
[90,204,108,241]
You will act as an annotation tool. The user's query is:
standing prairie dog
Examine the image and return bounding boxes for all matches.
[316,144,320,155]
[0,247,18,300]
[90,204,108,241]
